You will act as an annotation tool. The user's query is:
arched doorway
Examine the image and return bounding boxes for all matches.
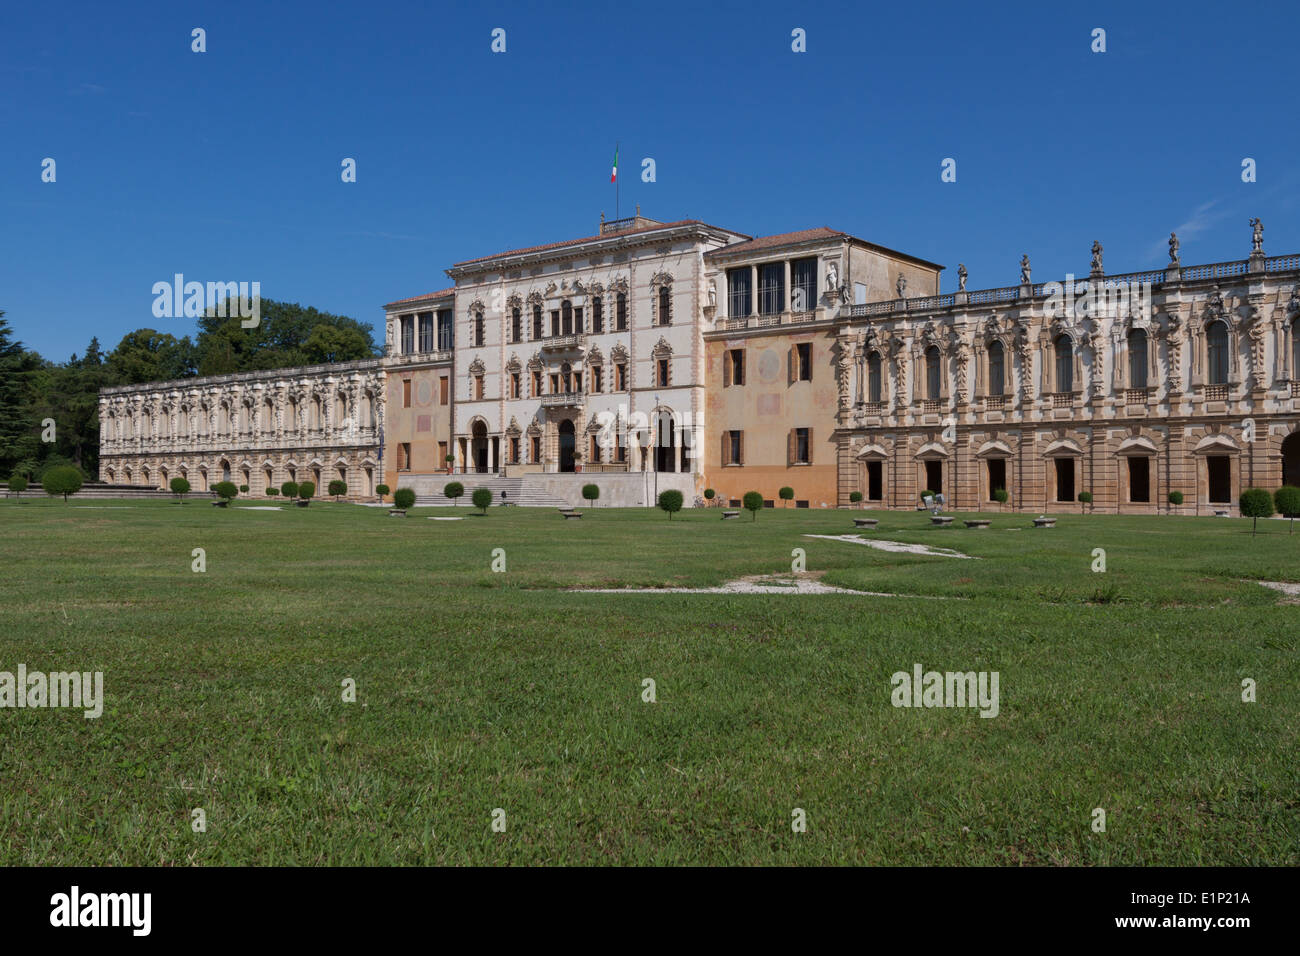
[1284,432,1300,487]
[471,420,488,473]
[559,419,576,472]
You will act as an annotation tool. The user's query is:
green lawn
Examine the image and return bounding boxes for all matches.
[0,497,1296,865]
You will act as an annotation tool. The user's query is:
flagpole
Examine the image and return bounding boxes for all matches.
[615,141,620,220]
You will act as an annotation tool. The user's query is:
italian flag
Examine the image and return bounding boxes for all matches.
[610,145,618,183]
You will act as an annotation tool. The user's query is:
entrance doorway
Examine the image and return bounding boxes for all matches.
[1283,432,1300,487]
[1207,455,1231,503]
[472,421,488,473]
[559,419,575,472]
[924,459,942,497]
[865,460,883,501]
[986,459,1006,501]
[1054,458,1075,503]
[1127,456,1150,503]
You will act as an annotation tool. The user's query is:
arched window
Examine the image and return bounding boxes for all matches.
[988,340,1005,395]
[1128,329,1148,389]
[1207,321,1229,385]
[1055,335,1074,392]
[925,346,941,400]
[867,351,882,403]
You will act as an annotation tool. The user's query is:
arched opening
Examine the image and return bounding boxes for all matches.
[1207,321,1229,385]
[471,420,488,474]
[241,465,250,489]
[197,467,207,491]
[1055,335,1074,392]
[220,460,231,483]
[364,465,374,497]
[159,466,169,489]
[264,465,273,491]
[558,419,576,473]
[987,340,1005,395]
[925,346,941,400]
[1128,329,1148,388]
[260,399,274,431]
[1283,432,1300,488]
[654,412,676,473]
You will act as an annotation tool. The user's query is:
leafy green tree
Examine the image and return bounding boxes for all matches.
[281,481,299,499]
[1240,487,1274,537]
[993,488,1009,512]
[194,299,378,376]
[0,315,41,476]
[302,325,373,365]
[393,488,416,509]
[376,484,390,498]
[8,475,28,495]
[778,486,794,507]
[582,483,600,506]
[42,465,83,502]
[106,329,196,384]
[170,476,191,501]
[849,490,863,508]
[742,491,763,521]
[472,487,493,514]
[704,488,715,505]
[298,481,315,500]
[328,479,348,500]
[444,481,464,506]
[1167,491,1184,512]
[1078,491,1093,514]
[213,481,238,503]
[1274,486,1300,534]
[658,489,683,519]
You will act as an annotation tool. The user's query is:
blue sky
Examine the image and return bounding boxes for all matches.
[3,0,1297,360]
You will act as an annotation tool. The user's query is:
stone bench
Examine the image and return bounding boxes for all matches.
[1214,510,1230,518]
[389,509,407,517]
[211,499,228,507]
[722,510,741,520]
[853,518,878,529]
[1033,517,1056,528]
[559,510,583,519]
[931,516,954,526]
[964,520,991,529]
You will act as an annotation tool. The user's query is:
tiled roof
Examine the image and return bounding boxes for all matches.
[383,287,456,310]
[705,227,847,257]
[451,220,730,267]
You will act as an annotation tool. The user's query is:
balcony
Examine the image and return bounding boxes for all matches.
[540,392,583,408]
[1124,388,1151,405]
[540,334,582,352]
[985,394,1007,410]
[1049,392,1077,408]
[921,400,944,415]
[1204,384,1229,402]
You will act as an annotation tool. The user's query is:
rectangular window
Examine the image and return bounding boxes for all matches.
[1128,456,1150,503]
[727,267,752,317]
[474,375,484,400]
[418,313,434,352]
[530,435,540,463]
[615,293,627,331]
[725,349,745,386]
[550,373,560,394]
[532,306,543,340]
[400,316,414,354]
[796,343,812,382]
[510,372,521,399]
[402,379,411,408]
[439,376,448,405]
[725,430,742,465]
[791,257,817,312]
[510,436,520,464]
[550,310,560,337]
[794,427,810,464]
[437,310,453,350]
[532,370,542,396]
[398,442,411,471]
[615,363,627,391]
[592,367,603,393]
[758,262,784,315]
[657,358,669,387]
[474,313,485,348]
[511,308,522,344]
[574,306,584,333]
[592,297,604,333]
[438,441,447,464]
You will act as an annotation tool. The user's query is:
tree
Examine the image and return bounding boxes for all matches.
[472,487,493,514]
[1274,486,1300,534]
[194,299,379,377]
[106,329,197,384]
[992,488,1008,512]
[281,481,299,499]
[212,480,239,504]
[0,315,40,477]
[302,324,373,365]
[42,465,83,502]
[298,481,316,501]
[743,491,763,521]
[170,476,191,501]
[704,488,715,506]
[849,490,863,508]
[778,486,794,507]
[238,484,249,495]
[582,483,600,507]
[376,484,390,499]
[266,487,278,497]
[444,481,464,507]
[1167,490,1184,514]
[1078,491,1092,514]
[393,487,416,509]
[658,489,683,519]
[8,475,28,496]
[1240,487,1274,537]
[328,479,348,500]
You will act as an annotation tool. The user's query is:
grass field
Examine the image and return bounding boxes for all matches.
[1,497,1296,865]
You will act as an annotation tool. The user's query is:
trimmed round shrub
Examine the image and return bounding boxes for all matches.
[742,491,763,520]
[444,481,464,506]
[170,476,191,500]
[266,487,278,496]
[1167,490,1184,506]
[582,483,600,504]
[298,481,315,500]
[9,475,29,494]
[281,481,299,499]
[1273,486,1300,516]
[393,487,416,509]
[849,490,863,505]
[658,489,684,518]
[238,483,249,494]
[1240,487,1274,536]
[1078,491,1093,513]
[42,465,84,502]
[328,479,348,500]
[704,488,716,501]
[213,480,239,502]
[472,487,493,514]
[992,488,1009,505]
[376,484,390,498]
[778,486,794,506]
